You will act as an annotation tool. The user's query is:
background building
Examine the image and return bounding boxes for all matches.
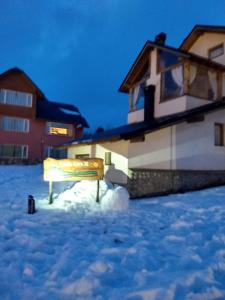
[0,68,88,163]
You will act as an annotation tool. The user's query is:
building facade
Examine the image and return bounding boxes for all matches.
[62,25,225,197]
[0,68,88,163]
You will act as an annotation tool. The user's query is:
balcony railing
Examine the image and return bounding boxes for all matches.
[161,61,223,102]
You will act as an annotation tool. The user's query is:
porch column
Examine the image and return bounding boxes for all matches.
[129,88,133,112]
[183,61,190,95]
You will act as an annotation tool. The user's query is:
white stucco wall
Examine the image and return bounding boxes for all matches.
[128,126,176,169]
[175,109,225,170]
[67,140,129,184]
[189,32,225,64]
[68,145,92,158]
[129,109,225,171]
[128,109,144,124]
[186,96,211,110]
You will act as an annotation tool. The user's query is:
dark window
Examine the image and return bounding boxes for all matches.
[0,144,28,158]
[215,123,224,146]
[209,44,224,59]
[75,154,90,159]
[158,50,181,72]
[45,147,67,159]
[132,82,145,110]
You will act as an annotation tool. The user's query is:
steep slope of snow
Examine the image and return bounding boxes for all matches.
[0,165,225,299]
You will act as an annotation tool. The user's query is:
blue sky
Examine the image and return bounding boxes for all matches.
[1,0,225,131]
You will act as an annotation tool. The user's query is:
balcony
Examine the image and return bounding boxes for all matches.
[161,61,222,102]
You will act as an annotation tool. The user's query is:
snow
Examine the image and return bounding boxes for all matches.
[55,179,129,212]
[1,165,225,299]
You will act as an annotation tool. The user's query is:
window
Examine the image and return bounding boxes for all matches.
[0,144,28,158]
[189,65,217,100]
[158,50,181,72]
[161,65,184,101]
[215,123,224,146]
[1,117,29,132]
[46,122,73,136]
[44,146,67,159]
[209,44,224,60]
[158,50,184,102]
[132,82,145,110]
[75,154,90,159]
[0,89,32,107]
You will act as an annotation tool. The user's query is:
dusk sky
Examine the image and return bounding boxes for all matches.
[0,0,225,131]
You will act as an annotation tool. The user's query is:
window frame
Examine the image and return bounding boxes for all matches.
[157,49,183,74]
[208,43,224,60]
[214,123,224,146]
[44,146,67,159]
[160,63,185,102]
[0,144,28,159]
[0,89,33,107]
[46,122,73,137]
[1,116,30,133]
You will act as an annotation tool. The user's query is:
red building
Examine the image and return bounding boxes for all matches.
[0,68,88,163]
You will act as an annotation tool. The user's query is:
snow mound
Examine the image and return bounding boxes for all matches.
[55,180,129,212]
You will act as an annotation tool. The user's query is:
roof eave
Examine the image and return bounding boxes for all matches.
[180,25,225,51]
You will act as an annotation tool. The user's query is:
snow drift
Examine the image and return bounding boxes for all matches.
[54,180,129,212]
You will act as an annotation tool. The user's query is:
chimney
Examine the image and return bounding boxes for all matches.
[155,32,167,45]
[144,85,155,122]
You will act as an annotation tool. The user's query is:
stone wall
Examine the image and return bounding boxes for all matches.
[127,169,225,198]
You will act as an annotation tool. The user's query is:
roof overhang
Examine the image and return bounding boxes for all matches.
[119,39,225,94]
[0,67,45,98]
[59,98,225,149]
[180,25,225,51]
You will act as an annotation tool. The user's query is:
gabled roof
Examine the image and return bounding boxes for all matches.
[180,25,225,51]
[0,67,89,128]
[119,40,225,93]
[61,98,225,147]
[0,67,45,98]
[36,99,89,128]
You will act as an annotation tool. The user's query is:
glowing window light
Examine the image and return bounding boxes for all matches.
[50,127,68,135]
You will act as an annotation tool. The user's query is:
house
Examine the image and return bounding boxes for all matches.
[60,25,225,198]
[0,68,88,163]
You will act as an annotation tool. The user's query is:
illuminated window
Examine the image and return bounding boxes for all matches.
[215,123,224,146]
[1,116,29,132]
[0,89,32,107]
[0,144,28,158]
[46,122,73,136]
[209,44,224,59]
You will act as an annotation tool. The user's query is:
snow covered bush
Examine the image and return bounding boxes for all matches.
[55,180,129,212]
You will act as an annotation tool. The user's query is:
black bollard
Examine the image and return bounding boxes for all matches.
[28,195,36,214]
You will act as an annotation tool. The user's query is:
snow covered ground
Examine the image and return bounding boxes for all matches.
[1,165,225,300]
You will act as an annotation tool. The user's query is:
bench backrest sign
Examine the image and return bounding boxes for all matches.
[43,158,104,182]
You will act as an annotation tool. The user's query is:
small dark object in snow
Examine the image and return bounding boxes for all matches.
[114,238,123,244]
[28,195,36,214]
[159,226,165,230]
